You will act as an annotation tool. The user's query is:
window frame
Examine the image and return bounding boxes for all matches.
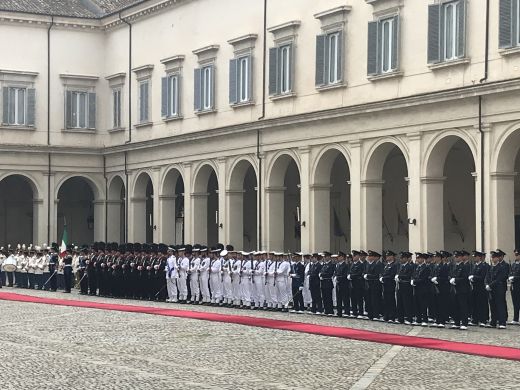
[327,32,341,84]
[279,44,292,94]
[167,74,180,117]
[138,79,150,123]
[516,0,520,46]
[442,0,461,61]
[69,90,88,129]
[112,88,122,129]
[237,56,250,103]
[7,86,27,126]
[202,65,213,111]
[380,17,395,74]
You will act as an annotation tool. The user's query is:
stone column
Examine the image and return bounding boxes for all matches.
[407,132,421,252]
[191,192,209,245]
[361,180,384,251]
[152,168,161,243]
[299,147,310,253]
[159,195,177,243]
[349,140,362,250]
[183,163,193,244]
[93,200,105,242]
[227,189,245,250]
[107,199,123,243]
[490,172,517,254]
[265,186,285,251]
[130,197,146,243]
[421,177,446,250]
[311,184,332,252]
[217,158,227,244]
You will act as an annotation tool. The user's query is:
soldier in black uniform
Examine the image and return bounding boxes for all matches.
[411,253,431,326]
[290,253,305,313]
[485,249,509,329]
[334,251,350,317]
[308,254,323,314]
[47,246,59,292]
[319,252,335,316]
[449,251,471,330]
[87,244,99,295]
[364,250,383,320]
[381,250,398,322]
[469,251,490,326]
[349,250,365,318]
[78,248,89,295]
[430,251,451,327]
[509,249,520,324]
[396,251,415,324]
[63,250,73,293]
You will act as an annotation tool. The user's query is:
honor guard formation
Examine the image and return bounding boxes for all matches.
[1,243,519,330]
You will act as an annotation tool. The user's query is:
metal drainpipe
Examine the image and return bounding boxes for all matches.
[104,156,108,243]
[256,0,267,250]
[47,16,54,245]
[478,0,489,252]
[125,151,129,243]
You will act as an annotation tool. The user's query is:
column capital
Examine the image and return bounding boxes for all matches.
[490,171,517,180]
[226,189,246,194]
[182,162,192,169]
[130,197,147,202]
[310,184,333,191]
[348,139,362,148]
[159,195,178,200]
[106,199,124,205]
[420,176,447,183]
[473,122,492,132]
[360,180,384,188]
[265,186,286,193]
[298,146,310,154]
[406,132,422,141]
[33,198,44,204]
[191,192,210,198]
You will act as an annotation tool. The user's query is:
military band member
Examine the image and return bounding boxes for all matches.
[27,249,36,289]
[198,247,211,304]
[209,249,223,305]
[509,249,520,325]
[48,247,59,292]
[486,250,509,329]
[231,252,242,307]
[469,251,490,326]
[275,253,291,312]
[188,248,201,304]
[240,252,254,308]
[252,251,266,309]
[381,250,398,322]
[63,251,73,293]
[35,247,45,290]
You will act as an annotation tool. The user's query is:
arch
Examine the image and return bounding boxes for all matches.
[0,174,40,246]
[55,173,103,201]
[0,172,41,199]
[363,138,409,181]
[108,174,126,200]
[107,175,126,244]
[311,144,351,186]
[132,170,154,198]
[423,130,478,177]
[493,124,520,173]
[160,165,185,196]
[227,158,258,250]
[227,155,258,191]
[193,162,220,193]
[267,150,301,188]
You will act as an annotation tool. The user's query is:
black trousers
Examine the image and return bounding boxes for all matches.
[367,282,382,319]
[335,281,350,316]
[48,269,57,291]
[512,283,520,322]
[489,287,507,326]
[396,284,414,323]
[435,284,450,324]
[321,280,334,314]
[383,286,396,321]
[414,288,428,323]
[471,284,489,324]
[452,291,469,326]
[292,282,304,311]
[87,271,97,295]
[64,267,72,292]
[6,272,14,286]
[350,282,364,316]
[309,278,323,313]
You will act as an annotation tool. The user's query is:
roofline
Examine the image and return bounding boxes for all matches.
[0,0,151,21]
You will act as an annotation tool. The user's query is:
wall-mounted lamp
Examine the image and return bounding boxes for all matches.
[87,215,94,230]
[408,218,417,226]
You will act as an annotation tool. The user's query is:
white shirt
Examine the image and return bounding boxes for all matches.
[166,255,177,279]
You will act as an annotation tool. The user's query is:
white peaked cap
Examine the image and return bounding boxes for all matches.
[220,249,228,257]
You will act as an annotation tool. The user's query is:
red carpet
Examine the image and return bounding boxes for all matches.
[1,291,519,361]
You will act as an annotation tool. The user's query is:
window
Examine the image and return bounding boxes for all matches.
[65,90,95,130]
[112,88,121,129]
[269,43,294,96]
[427,1,466,64]
[229,55,253,105]
[2,86,36,126]
[367,16,399,76]
[499,0,520,49]
[139,80,150,123]
[316,31,343,87]
[161,74,181,118]
[194,65,215,112]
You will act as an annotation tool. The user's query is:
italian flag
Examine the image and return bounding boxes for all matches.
[60,223,68,258]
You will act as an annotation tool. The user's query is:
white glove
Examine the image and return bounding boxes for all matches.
[347,274,352,281]
[431,277,438,285]
[508,276,514,282]
[379,277,383,283]
[450,278,456,285]
[363,274,368,280]
[290,273,296,278]
[410,280,415,286]
[486,284,492,291]
[468,275,474,282]
[299,286,304,291]
[394,275,399,282]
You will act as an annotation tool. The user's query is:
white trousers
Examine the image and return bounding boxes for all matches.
[189,274,200,301]
[177,277,188,300]
[223,276,233,300]
[253,277,265,305]
[166,278,178,302]
[200,273,210,301]
[240,279,252,305]
[209,274,222,302]
[276,278,289,307]
[267,278,277,306]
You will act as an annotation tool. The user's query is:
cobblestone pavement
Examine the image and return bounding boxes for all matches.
[0,287,518,390]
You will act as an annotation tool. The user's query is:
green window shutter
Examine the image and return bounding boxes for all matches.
[456,0,466,58]
[247,55,253,101]
[88,92,96,129]
[229,58,238,104]
[428,4,441,63]
[367,21,379,75]
[391,16,399,70]
[268,47,278,95]
[499,0,514,49]
[194,68,202,111]
[161,76,168,117]
[26,88,36,126]
[337,30,344,82]
[288,43,294,92]
[2,87,8,125]
[65,90,72,129]
[210,65,216,110]
[315,34,326,86]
